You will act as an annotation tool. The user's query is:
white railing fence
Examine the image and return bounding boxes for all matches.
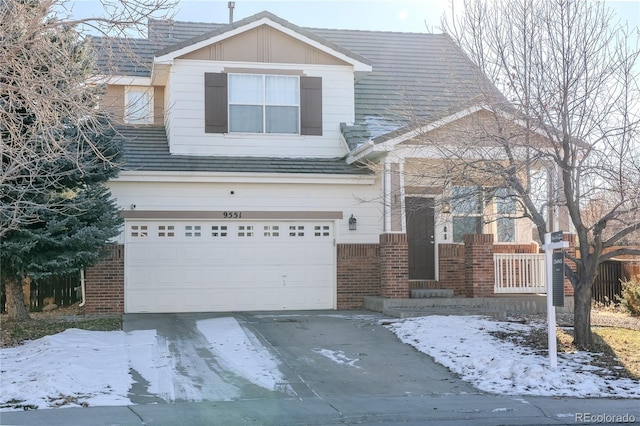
[494,253,546,293]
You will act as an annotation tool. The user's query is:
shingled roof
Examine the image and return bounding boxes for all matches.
[95,12,496,168]
[116,126,372,175]
[97,15,489,122]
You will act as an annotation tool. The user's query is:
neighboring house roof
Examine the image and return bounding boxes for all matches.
[116,126,372,175]
[93,13,492,149]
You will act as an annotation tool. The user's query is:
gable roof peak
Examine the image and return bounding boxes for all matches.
[153,10,372,68]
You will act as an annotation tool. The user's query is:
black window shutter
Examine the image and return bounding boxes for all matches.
[300,76,322,136]
[204,72,228,133]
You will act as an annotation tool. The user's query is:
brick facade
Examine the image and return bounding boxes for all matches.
[464,234,495,297]
[84,245,124,314]
[379,233,409,298]
[336,244,380,309]
[438,244,466,295]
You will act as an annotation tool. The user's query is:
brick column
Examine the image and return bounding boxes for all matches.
[84,245,125,314]
[438,244,465,295]
[379,233,409,298]
[336,243,380,309]
[464,234,495,297]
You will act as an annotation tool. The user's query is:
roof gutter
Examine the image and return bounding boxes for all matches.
[346,140,374,164]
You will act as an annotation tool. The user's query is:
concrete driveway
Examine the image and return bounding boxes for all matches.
[122,310,475,404]
[4,311,639,425]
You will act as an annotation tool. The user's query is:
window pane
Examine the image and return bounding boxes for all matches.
[266,106,299,134]
[229,74,263,104]
[126,91,150,123]
[453,216,482,243]
[497,217,515,242]
[229,105,263,133]
[496,187,516,214]
[451,186,481,214]
[266,75,298,105]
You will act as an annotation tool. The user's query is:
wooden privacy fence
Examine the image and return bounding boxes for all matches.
[29,271,81,311]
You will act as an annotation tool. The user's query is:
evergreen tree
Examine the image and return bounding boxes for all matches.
[1,120,123,320]
[1,1,126,320]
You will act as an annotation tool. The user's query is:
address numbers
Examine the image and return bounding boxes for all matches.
[222,211,242,219]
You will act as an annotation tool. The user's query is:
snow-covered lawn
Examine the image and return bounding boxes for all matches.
[0,317,285,411]
[1,314,638,411]
[386,315,640,398]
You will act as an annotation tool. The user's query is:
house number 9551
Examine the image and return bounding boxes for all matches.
[223,212,242,219]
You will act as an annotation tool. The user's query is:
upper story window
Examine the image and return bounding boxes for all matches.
[204,72,322,136]
[229,74,300,134]
[124,86,154,124]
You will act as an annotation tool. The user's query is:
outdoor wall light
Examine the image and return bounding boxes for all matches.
[348,214,357,231]
[442,202,451,214]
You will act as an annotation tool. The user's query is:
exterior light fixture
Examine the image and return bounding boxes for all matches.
[442,202,451,214]
[348,214,357,231]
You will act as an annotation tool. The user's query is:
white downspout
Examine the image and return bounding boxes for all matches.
[79,269,86,307]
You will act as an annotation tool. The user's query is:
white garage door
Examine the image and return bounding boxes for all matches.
[125,220,335,313]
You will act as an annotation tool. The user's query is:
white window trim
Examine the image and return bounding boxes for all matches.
[124,86,154,125]
[228,73,301,135]
[450,186,518,243]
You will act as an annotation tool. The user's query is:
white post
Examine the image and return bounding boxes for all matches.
[543,233,558,370]
[542,232,570,370]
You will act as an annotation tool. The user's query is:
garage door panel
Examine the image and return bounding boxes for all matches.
[125,220,335,313]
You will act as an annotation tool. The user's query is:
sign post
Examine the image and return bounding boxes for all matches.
[542,231,569,370]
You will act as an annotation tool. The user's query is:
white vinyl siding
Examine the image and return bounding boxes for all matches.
[107,176,382,245]
[166,60,354,158]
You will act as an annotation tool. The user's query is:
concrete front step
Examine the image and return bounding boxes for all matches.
[364,295,574,318]
[410,289,454,298]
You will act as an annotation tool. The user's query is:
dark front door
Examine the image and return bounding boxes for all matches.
[406,197,435,280]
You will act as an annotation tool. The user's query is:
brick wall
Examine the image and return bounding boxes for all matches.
[336,244,380,309]
[464,234,495,297]
[494,243,539,254]
[84,244,124,314]
[379,233,409,298]
[438,244,466,295]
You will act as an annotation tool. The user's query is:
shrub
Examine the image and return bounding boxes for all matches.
[617,276,640,316]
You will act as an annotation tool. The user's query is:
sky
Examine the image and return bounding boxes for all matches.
[66,0,640,34]
[1,314,638,411]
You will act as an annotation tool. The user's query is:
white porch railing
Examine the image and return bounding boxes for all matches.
[494,253,546,293]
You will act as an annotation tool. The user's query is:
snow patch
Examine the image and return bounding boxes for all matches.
[386,316,640,398]
[196,317,285,391]
[313,348,361,368]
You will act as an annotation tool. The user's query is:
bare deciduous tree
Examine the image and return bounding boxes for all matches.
[413,0,640,349]
[1,0,176,319]
[1,0,176,237]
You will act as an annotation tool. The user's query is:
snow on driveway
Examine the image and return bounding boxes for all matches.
[312,348,361,368]
[2,314,638,411]
[0,317,286,411]
[196,317,286,391]
[386,315,640,398]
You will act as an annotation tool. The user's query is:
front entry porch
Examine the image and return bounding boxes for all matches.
[360,233,577,317]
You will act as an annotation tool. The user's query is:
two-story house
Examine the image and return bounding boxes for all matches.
[85,11,542,314]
